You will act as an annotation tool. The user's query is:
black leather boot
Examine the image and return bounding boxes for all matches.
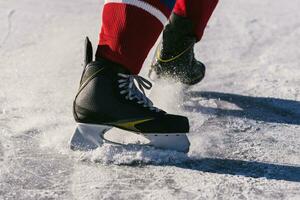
[149,13,206,85]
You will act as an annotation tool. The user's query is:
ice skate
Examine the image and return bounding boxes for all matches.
[149,13,206,85]
[69,37,190,153]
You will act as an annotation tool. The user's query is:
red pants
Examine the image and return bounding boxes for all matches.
[97,0,218,74]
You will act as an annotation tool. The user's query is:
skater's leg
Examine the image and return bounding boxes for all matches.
[173,0,219,41]
[96,1,176,74]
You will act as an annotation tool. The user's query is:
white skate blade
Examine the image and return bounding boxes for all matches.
[142,134,190,153]
[69,123,112,151]
[70,124,190,153]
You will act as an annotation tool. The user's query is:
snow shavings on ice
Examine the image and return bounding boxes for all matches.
[1,0,300,199]
[80,143,189,165]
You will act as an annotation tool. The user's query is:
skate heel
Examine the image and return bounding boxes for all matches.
[69,123,112,151]
[142,134,190,153]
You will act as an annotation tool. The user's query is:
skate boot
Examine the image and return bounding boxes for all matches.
[149,13,206,85]
[69,37,190,153]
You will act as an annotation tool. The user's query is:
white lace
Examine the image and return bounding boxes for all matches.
[118,73,160,112]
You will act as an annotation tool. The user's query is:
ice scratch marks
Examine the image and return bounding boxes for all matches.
[0,9,15,48]
[0,123,74,199]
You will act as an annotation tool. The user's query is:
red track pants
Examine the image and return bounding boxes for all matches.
[96,0,218,74]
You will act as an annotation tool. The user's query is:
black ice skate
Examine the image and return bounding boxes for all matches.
[149,13,206,85]
[69,37,190,153]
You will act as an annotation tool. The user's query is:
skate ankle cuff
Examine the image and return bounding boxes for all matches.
[168,13,195,37]
[94,57,131,75]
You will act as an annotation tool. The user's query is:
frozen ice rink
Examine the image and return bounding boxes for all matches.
[0,0,300,199]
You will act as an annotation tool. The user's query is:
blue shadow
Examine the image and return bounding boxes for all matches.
[184,91,300,125]
[174,158,300,182]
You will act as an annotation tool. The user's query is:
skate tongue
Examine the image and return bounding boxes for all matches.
[84,37,93,67]
[79,37,94,85]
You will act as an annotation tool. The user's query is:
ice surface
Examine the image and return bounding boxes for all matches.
[1,0,300,199]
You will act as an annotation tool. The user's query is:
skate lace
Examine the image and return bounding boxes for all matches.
[118,73,160,112]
